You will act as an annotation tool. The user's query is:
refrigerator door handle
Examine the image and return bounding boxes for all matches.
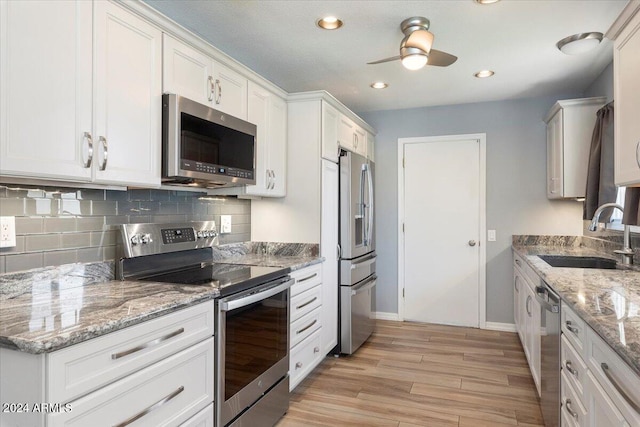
[366,163,374,247]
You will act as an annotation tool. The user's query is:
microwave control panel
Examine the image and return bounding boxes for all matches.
[180,160,253,180]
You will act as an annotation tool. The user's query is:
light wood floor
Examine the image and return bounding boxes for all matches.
[277,320,544,427]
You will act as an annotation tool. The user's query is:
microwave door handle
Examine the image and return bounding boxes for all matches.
[366,164,373,247]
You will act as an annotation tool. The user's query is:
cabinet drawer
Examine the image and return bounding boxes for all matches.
[290,264,322,297]
[561,335,588,405]
[47,301,214,403]
[586,328,640,425]
[290,285,322,322]
[290,307,322,348]
[48,338,214,427]
[289,327,323,391]
[562,302,587,358]
[181,402,213,427]
[562,371,588,427]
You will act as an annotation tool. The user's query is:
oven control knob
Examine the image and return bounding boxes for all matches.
[203,231,210,238]
[130,234,140,245]
[197,231,204,238]
[140,233,152,244]
[210,230,218,237]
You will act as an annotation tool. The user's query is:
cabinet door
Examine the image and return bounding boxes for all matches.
[614,12,640,186]
[246,81,270,196]
[0,0,92,181]
[268,95,287,197]
[585,371,629,427]
[93,1,162,187]
[321,160,339,354]
[322,102,340,162]
[212,61,248,120]
[354,126,367,157]
[367,132,375,161]
[547,109,564,199]
[162,34,214,107]
[338,115,356,152]
[513,268,522,340]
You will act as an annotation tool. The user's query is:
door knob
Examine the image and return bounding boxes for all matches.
[468,240,477,247]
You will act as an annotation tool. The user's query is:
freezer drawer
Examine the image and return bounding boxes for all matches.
[340,254,376,286]
[340,275,376,354]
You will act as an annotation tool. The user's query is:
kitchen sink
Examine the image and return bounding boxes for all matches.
[538,255,617,269]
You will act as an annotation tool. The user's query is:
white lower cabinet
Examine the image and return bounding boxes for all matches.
[289,264,325,391]
[0,302,215,427]
[560,302,640,427]
[181,402,214,427]
[48,338,214,427]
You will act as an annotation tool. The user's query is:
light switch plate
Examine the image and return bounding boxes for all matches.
[488,229,496,242]
[0,216,17,248]
[220,215,232,234]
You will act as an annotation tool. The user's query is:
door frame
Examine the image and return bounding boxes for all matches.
[397,133,487,328]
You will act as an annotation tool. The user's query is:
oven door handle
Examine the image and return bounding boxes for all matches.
[220,278,294,311]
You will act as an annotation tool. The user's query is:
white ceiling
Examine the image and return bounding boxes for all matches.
[144,0,627,113]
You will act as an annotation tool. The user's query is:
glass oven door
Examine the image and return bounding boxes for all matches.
[216,278,292,427]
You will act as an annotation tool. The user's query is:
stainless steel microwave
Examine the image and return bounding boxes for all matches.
[162,94,257,188]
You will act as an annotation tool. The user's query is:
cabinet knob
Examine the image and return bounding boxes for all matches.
[314,346,320,353]
[468,240,477,247]
[295,362,303,369]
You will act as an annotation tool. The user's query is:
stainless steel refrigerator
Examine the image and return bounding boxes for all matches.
[339,150,376,354]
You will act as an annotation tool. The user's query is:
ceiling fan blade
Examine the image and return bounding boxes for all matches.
[367,55,401,65]
[428,49,458,67]
[404,29,434,52]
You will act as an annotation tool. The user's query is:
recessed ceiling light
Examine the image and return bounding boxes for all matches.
[316,16,343,30]
[474,70,495,78]
[370,82,388,89]
[474,0,501,4]
[556,32,603,55]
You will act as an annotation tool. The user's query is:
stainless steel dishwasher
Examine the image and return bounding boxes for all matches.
[535,281,561,427]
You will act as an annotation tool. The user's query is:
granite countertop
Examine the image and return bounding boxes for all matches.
[512,235,640,375]
[0,243,323,354]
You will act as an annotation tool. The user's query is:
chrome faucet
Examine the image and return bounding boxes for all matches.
[589,203,635,265]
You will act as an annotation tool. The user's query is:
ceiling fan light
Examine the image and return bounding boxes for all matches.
[402,54,428,70]
[556,32,603,55]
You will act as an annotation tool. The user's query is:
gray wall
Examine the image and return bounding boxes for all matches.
[0,186,250,274]
[584,61,614,102]
[360,93,592,323]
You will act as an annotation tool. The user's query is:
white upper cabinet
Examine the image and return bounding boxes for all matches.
[321,101,340,163]
[612,7,640,186]
[0,0,93,182]
[223,81,286,198]
[162,35,248,120]
[544,97,606,199]
[212,60,248,120]
[162,34,214,106]
[366,131,375,161]
[93,1,162,187]
[338,114,367,157]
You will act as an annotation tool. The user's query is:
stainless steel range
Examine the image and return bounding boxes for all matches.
[116,222,292,427]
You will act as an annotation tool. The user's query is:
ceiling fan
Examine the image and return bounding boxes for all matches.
[367,16,458,70]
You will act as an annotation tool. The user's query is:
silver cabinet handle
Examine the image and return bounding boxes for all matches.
[83,132,94,168]
[565,320,579,334]
[295,362,303,369]
[214,79,221,104]
[468,240,477,247]
[601,362,640,413]
[98,136,108,171]
[207,76,214,102]
[564,398,578,420]
[526,295,532,316]
[111,328,184,360]
[296,319,317,335]
[314,346,320,353]
[265,169,271,190]
[297,272,317,283]
[337,244,341,261]
[271,170,276,190]
[565,360,578,378]
[113,386,184,427]
[296,296,318,310]
[636,141,640,169]
[514,276,519,292]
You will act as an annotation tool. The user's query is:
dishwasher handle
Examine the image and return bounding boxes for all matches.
[535,285,560,313]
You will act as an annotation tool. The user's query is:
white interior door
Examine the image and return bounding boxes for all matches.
[402,137,482,327]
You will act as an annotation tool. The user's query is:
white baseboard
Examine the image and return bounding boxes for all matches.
[484,322,517,332]
[374,312,400,321]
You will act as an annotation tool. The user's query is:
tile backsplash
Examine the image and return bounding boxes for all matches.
[0,185,250,274]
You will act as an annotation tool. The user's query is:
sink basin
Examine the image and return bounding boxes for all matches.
[539,255,617,269]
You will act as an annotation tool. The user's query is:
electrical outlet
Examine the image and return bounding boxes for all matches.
[220,215,232,234]
[0,216,17,248]
[488,229,497,242]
